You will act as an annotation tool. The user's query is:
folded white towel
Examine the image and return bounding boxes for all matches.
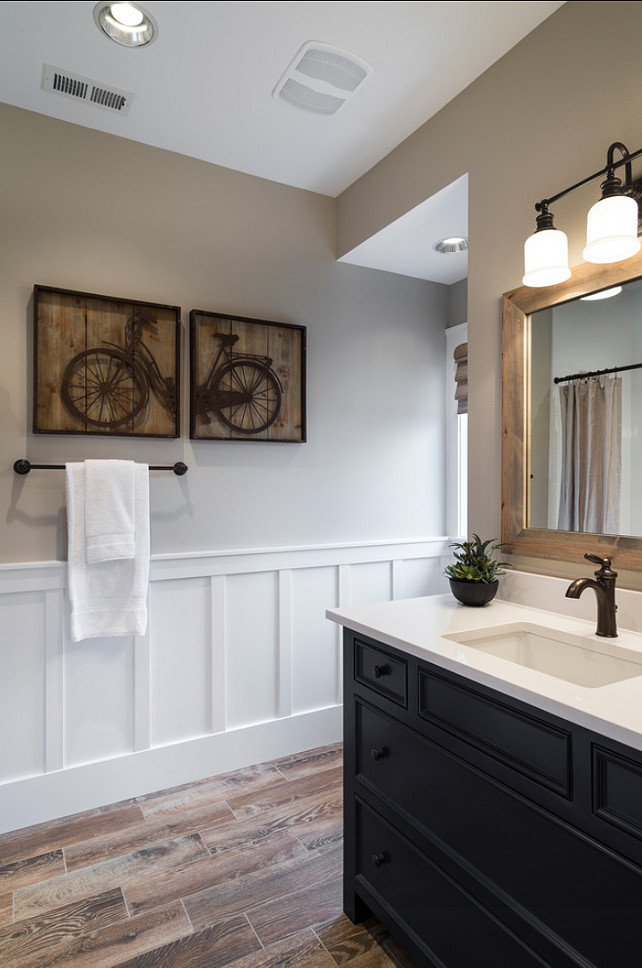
[85,459,135,563]
[66,461,150,642]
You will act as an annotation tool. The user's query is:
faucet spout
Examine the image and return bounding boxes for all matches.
[565,555,618,638]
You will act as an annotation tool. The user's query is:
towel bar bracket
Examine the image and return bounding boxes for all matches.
[14,459,188,476]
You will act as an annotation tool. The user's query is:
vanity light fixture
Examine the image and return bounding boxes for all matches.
[523,141,642,287]
[93,2,156,47]
[580,286,623,302]
[434,236,468,254]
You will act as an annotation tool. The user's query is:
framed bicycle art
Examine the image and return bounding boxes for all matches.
[190,310,306,442]
[33,286,180,438]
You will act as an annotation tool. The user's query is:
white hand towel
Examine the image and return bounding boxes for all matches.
[85,459,136,563]
[66,461,150,642]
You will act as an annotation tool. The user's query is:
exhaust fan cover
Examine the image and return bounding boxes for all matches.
[42,64,134,115]
[273,41,372,117]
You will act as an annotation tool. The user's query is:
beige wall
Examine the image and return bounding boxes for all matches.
[0,103,448,564]
[337,0,642,581]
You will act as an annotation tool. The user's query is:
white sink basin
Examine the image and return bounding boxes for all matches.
[443,623,642,688]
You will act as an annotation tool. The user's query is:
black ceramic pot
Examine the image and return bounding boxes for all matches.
[449,578,499,607]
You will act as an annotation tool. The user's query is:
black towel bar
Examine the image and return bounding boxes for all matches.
[14,459,188,476]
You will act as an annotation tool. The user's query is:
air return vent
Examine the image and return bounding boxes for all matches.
[42,65,134,115]
[273,42,372,116]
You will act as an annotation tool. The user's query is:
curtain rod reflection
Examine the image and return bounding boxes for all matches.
[554,362,642,384]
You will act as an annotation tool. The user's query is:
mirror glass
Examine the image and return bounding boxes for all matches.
[529,277,642,537]
[501,251,642,569]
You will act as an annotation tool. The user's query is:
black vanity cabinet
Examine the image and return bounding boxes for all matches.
[343,629,642,968]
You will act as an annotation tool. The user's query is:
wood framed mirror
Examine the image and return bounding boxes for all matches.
[502,249,642,569]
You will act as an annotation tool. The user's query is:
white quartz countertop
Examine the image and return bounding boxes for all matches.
[326,594,642,751]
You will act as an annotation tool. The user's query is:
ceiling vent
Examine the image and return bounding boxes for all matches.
[273,42,372,117]
[42,64,134,115]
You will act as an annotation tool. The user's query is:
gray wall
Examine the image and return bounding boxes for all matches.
[0,103,448,564]
[337,0,642,580]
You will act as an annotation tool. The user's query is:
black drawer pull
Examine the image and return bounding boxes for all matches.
[373,664,389,679]
[372,852,386,868]
[371,747,386,762]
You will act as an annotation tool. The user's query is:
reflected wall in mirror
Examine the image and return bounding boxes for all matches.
[502,250,642,569]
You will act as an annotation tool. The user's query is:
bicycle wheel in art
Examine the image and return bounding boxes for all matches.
[61,348,149,430]
[213,360,282,434]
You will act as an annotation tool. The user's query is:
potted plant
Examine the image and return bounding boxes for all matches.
[444,534,511,606]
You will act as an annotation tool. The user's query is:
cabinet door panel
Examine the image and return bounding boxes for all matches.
[355,699,642,967]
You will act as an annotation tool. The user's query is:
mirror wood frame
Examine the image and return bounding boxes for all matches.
[502,249,642,570]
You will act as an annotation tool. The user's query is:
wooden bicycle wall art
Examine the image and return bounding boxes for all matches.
[190,310,306,442]
[33,286,180,438]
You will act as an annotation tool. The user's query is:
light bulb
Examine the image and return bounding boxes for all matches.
[523,228,571,287]
[110,3,144,27]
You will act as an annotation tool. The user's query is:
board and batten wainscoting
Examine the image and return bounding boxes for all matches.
[0,537,448,835]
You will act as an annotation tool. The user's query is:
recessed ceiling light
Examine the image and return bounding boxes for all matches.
[93,2,156,47]
[433,237,468,254]
[580,286,623,301]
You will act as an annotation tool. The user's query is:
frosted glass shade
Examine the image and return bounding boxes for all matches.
[583,194,640,264]
[522,228,571,287]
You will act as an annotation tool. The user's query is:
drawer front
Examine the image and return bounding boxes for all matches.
[354,638,407,707]
[355,699,642,968]
[593,744,642,840]
[355,798,545,968]
[418,667,572,797]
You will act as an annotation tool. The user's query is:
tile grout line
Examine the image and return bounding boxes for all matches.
[243,911,265,950]
[180,897,195,933]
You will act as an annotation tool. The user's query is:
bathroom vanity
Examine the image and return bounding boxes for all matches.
[327,595,642,968]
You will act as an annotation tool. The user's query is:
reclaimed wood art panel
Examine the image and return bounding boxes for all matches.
[33,286,180,437]
[190,310,306,442]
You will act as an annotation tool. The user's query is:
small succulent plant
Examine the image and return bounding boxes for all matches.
[444,534,511,584]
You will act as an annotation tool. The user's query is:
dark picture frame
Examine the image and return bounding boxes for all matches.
[33,285,180,438]
[190,310,306,442]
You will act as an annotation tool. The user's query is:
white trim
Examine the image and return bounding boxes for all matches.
[0,537,447,833]
[445,323,468,538]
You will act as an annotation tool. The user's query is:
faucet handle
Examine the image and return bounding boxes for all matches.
[584,553,617,577]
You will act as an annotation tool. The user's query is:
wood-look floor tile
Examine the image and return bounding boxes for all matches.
[0,850,66,892]
[3,900,191,968]
[218,928,337,968]
[0,887,127,965]
[65,799,234,872]
[184,840,342,931]
[125,830,306,917]
[14,833,207,921]
[248,871,342,946]
[137,763,287,821]
[0,890,14,928]
[0,805,145,867]
[314,916,391,966]
[274,745,343,782]
[227,766,343,820]
[201,785,342,855]
[107,914,260,968]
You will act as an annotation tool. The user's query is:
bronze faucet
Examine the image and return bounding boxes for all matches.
[565,553,618,637]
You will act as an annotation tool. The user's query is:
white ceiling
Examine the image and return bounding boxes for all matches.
[0,1,564,282]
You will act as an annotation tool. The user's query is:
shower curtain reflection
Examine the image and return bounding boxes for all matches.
[557,376,622,534]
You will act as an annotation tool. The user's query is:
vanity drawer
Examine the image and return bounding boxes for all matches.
[354,798,545,968]
[354,638,407,707]
[418,666,572,797]
[355,699,642,968]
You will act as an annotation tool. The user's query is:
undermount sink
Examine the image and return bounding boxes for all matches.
[443,623,642,688]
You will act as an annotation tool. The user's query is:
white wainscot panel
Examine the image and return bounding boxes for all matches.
[150,577,211,747]
[348,561,393,606]
[226,571,278,730]
[0,592,46,783]
[65,635,135,768]
[398,557,446,599]
[291,566,340,715]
